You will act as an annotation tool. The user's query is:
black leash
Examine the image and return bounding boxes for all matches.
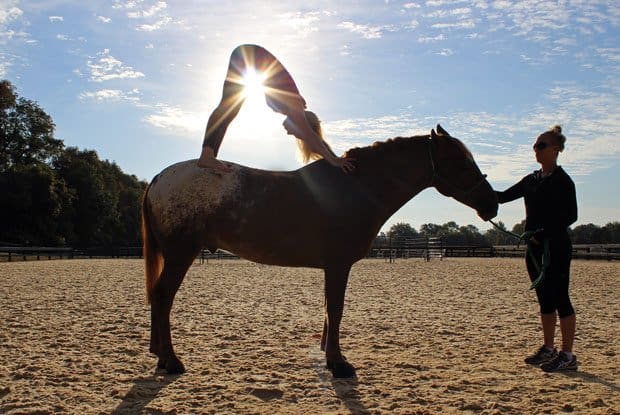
[488,219,549,290]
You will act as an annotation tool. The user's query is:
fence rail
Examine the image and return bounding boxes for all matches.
[370,243,620,261]
[2,243,619,262]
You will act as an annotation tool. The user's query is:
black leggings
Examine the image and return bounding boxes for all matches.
[202,44,304,155]
[525,237,574,318]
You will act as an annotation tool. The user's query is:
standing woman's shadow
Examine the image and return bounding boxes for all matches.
[110,373,180,415]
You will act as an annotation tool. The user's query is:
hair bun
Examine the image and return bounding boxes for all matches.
[551,125,562,134]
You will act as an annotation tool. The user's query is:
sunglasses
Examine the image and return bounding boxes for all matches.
[533,141,554,151]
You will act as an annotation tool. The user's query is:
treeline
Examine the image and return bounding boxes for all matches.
[376,220,620,247]
[1,80,147,247]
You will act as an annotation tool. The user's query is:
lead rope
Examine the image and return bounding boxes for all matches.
[488,219,549,290]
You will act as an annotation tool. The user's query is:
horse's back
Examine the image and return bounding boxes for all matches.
[145,160,244,239]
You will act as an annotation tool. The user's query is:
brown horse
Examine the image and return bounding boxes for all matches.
[141,124,498,378]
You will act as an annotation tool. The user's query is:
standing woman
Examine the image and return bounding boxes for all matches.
[197,44,353,172]
[496,125,578,372]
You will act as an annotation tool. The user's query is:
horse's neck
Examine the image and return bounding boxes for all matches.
[358,138,433,219]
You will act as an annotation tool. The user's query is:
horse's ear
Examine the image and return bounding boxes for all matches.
[430,129,437,139]
[436,124,449,136]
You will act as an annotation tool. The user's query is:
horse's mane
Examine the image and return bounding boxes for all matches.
[343,135,429,161]
[342,133,475,165]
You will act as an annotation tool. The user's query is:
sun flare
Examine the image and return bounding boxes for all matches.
[241,68,266,101]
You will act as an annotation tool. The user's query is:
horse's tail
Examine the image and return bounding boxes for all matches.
[141,183,163,304]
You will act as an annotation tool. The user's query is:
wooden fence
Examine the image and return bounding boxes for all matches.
[2,243,619,262]
[369,243,620,261]
[0,246,239,262]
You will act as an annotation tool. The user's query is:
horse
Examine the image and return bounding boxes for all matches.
[141,124,498,378]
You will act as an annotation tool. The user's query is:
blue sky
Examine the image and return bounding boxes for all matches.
[2,0,619,232]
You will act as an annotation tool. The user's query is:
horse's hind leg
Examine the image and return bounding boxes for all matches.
[150,254,195,374]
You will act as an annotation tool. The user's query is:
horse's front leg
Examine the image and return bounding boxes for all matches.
[323,263,355,378]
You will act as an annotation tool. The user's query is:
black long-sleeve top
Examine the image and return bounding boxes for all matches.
[496,166,577,240]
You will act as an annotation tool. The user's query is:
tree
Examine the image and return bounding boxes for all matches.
[512,219,526,236]
[0,80,64,171]
[419,223,442,238]
[386,222,419,245]
[484,221,514,245]
[571,223,604,244]
[458,224,487,245]
[53,148,118,246]
[602,222,620,243]
[0,163,70,245]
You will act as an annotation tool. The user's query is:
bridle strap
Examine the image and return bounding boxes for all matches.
[427,137,488,196]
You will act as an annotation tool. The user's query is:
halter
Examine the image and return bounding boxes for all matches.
[427,137,489,196]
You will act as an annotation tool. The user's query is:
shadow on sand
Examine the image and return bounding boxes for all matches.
[561,370,620,393]
[310,346,371,415]
[331,376,372,415]
[110,372,180,415]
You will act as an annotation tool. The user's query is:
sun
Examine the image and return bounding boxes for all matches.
[227,67,282,148]
[241,68,266,102]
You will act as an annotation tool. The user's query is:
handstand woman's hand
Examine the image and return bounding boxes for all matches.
[328,156,355,173]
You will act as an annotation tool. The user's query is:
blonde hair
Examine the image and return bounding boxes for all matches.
[546,125,566,152]
[297,110,333,163]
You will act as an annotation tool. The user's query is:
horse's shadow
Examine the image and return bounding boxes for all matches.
[331,376,372,415]
[311,348,370,415]
[109,372,180,415]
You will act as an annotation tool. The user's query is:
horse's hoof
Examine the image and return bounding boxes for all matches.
[326,360,356,378]
[165,357,186,374]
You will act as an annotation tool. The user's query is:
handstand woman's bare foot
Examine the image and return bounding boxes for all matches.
[197,147,232,172]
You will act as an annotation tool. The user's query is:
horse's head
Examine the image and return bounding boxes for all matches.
[429,124,498,221]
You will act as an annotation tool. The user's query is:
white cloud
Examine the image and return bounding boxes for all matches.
[418,34,445,43]
[339,21,385,39]
[136,16,171,31]
[86,49,145,82]
[56,34,69,41]
[432,20,475,29]
[0,4,22,25]
[97,16,112,23]
[404,2,420,9]
[113,0,171,31]
[279,11,320,37]
[426,0,468,6]
[0,29,30,44]
[79,88,141,103]
[0,59,9,77]
[436,48,454,56]
[596,48,620,63]
[126,1,167,19]
[144,104,204,134]
[49,16,63,23]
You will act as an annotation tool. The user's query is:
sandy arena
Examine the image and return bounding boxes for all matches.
[1,258,618,414]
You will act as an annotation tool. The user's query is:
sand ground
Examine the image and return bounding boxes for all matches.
[0,258,618,415]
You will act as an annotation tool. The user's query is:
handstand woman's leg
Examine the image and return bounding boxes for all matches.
[198,44,305,169]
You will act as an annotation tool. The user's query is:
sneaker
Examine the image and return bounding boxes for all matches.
[541,351,578,372]
[524,345,558,365]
